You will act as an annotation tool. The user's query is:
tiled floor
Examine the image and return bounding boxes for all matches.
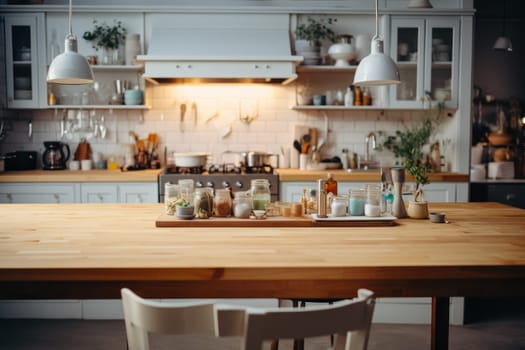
[2,309,525,350]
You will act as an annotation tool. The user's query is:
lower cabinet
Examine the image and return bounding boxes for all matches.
[470,182,525,209]
[0,181,157,320]
[0,183,79,203]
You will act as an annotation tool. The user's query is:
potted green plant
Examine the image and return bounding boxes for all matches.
[294,17,337,65]
[380,95,443,218]
[83,20,127,65]
[174,198,195,219]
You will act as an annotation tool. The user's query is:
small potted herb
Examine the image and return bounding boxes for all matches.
[83,20,127,64]
[174,198,195,219]
[380,95,443,218]
[294,17,337,65]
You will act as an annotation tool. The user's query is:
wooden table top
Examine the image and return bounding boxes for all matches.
[1,202,524,300]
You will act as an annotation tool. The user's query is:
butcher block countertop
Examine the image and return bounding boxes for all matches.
[275,169,469,182]
[0,169,162,183]
[0,168,467,183]
[1,202,524,301]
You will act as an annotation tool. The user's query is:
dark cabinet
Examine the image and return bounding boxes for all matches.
[470,182,525,209]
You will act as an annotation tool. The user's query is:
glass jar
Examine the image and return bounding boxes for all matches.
[164,183,180,215]
[194,187,214,218]
[331,195,347,217]
[365,185,381,217]
[233,191,252,218]
[250,179,271,211]
[349,189,366,216]
[178,179,195,206]
[214,189,232,217]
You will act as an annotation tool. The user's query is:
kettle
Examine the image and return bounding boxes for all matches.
[42,141,70,170]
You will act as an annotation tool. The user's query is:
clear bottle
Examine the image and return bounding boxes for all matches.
[301,188,308,215]
[233,191,252,218]
[250,179,271,211]
[349,189,366,216]
[307,189,318,214]
[214,189,232,217]
[325,173,338,195]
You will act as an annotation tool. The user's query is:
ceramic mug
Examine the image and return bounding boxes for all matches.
[312,95,326,106]
[69,160,80,171]
[81,159,92,171]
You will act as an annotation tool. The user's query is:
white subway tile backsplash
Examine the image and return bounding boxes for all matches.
[0,84,459,171]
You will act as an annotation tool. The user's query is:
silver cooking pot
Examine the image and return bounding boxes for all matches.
[240,151,279,168]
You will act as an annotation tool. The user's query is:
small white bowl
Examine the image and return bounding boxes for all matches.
[252,210,266,218]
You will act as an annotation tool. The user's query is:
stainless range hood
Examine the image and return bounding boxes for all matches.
[137,27,303,84]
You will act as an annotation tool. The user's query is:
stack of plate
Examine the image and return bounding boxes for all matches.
[14,77,32,100]
[488,161,514,179]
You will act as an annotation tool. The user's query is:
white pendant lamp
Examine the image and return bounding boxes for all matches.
[47,0,94,84]
[353,0,400,86]
[493,0,512,52]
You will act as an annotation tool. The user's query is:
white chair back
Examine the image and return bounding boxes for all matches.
[121,288,218,350]
[242,289,375,350]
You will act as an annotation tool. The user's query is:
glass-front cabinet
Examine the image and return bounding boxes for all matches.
[2,13,46,109]
[390,17,459,109]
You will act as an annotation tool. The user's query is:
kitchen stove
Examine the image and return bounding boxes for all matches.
[158,164,279,203]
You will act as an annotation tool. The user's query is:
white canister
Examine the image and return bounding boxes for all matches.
[470,165,486,182]
[125,33,141,65]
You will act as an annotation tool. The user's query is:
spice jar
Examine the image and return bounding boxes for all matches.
[164,183,180,215]
[331,196,348,217]
[194,187,214,218]
[250,179,271,211]
[349,189,366,216]
[233,191,252,218]
[365,185,381,217]
[214,189,232,217]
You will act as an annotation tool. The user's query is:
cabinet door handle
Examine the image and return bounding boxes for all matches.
[506,193,516,201]
[7,193,13,203]
[97,194,104,202]
[136,194,143,203]
[54,194,60,203]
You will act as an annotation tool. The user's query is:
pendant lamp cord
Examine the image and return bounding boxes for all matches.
[68,0,73,37]
[373,0,380,40]
[501,0,507,35]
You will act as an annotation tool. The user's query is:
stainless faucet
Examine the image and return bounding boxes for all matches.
[363,132,377,170]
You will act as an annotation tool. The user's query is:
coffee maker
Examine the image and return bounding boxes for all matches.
[42,141,70,170]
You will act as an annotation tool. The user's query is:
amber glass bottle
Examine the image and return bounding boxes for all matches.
[325,173,338,195]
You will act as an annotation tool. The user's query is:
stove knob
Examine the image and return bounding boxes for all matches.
[206,181,214,188]
[195,181,204,188]
[235,181,243,189]
[221,181,230,188]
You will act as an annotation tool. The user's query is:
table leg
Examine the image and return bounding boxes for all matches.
[431,297,449,350]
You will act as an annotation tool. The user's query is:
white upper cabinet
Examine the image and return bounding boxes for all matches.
[2,13,46,109]
[389,16,460,109]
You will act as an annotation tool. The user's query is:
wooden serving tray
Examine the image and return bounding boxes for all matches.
[155,213,397,227]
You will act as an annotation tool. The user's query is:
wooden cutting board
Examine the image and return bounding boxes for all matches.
[155,213,397,227]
